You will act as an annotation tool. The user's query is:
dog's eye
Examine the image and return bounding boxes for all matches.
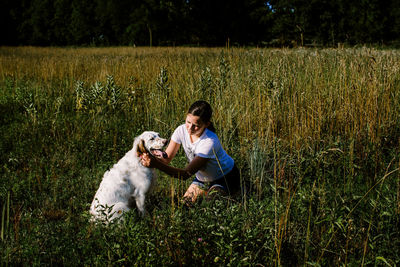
[150,137,155,141]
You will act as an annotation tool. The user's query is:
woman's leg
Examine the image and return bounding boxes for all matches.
[206,185,228,201]
[206,165,241,198]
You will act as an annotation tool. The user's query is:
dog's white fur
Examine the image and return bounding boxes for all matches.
[90,131,167,222]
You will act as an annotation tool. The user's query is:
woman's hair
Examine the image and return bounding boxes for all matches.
[188,100,216,132]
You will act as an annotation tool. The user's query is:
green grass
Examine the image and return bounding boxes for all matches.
[1,47,399,266]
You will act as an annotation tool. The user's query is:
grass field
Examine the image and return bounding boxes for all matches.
[1,46,399,266]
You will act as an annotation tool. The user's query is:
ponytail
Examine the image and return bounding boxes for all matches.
[207,121,216,133]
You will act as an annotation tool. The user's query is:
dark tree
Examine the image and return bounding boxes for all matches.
[1,0,400,47]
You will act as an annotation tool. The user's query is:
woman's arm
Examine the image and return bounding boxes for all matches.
[159,140,180,164]
[141,154,209,180]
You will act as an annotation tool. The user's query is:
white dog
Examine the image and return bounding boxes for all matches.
[90,131,167,222]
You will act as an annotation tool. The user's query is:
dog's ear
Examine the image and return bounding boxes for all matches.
[136,139,147,155]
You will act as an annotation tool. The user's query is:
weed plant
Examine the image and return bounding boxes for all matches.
[0,47,399,266]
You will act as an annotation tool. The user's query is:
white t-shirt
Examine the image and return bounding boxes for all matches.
[171,124,234,182]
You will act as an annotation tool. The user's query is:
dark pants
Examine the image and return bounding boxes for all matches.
[193,164,241,196]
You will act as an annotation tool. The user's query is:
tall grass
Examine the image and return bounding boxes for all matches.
[1,47,398,147]
[0,46,399,265]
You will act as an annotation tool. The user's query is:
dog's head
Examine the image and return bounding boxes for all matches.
[135,131,168,158]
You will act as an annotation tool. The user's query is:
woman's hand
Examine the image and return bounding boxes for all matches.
[140,153,154,168]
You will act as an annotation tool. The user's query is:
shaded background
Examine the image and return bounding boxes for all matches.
[1,0,400,47]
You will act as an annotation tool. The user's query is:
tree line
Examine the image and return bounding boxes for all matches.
[1,0,400,47]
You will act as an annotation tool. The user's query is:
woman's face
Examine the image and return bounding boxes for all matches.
[185,114,209,136]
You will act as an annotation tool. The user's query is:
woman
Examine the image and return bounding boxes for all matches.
[140,100,240,203]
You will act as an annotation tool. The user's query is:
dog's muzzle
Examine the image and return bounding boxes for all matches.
[150,149,168,159]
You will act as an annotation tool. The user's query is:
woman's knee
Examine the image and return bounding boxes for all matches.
[183,183,206,203]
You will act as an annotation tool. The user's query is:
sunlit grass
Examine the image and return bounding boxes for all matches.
[1,46,398,149]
